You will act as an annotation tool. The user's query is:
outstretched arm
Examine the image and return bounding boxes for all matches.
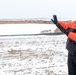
[51,15,76,42]
[51,15,74,36]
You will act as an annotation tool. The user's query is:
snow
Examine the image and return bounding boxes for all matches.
[0,24,68,75]
[0,24,57,35]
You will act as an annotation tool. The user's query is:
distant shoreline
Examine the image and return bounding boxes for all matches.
[0,20,72,24]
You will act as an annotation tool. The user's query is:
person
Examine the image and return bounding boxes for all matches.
[51,15,76,75]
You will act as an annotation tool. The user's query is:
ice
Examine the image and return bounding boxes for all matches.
[0,24,57,35]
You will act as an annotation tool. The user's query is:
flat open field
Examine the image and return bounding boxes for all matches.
[0,35,68,75]
[0,21,69,75]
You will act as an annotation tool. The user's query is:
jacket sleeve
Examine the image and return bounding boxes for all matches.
[58,20,76,30]
[58,21,69,29]
[55,21,70,34]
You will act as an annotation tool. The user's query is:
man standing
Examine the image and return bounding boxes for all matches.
[51,15,76,75]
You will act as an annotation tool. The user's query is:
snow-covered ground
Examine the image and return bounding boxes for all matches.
[0,24,68,75]
[0,35,68,75]
[0,24,57,35]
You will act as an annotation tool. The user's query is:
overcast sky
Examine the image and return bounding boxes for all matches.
[0,0,76,20]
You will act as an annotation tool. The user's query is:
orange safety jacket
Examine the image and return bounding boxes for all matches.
[57,20,76,54]
[58,21,76,41]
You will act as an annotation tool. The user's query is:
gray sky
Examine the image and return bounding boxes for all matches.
[0,0,76,20]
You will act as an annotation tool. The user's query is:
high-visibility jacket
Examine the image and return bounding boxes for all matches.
[58,21,76,54]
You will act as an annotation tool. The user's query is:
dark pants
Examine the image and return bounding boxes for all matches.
[68,53,76,75]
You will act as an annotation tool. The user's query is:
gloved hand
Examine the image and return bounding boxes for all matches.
[51,15,58,24]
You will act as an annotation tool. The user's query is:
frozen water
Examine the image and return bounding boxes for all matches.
[0,24,57,35]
